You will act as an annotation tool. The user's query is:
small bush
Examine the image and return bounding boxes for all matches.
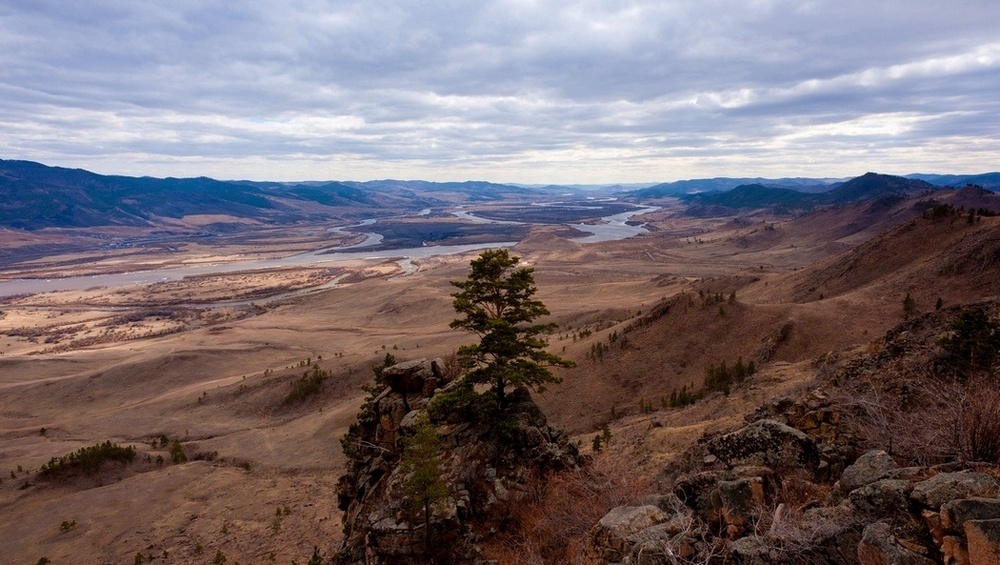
[170,440,187,464]
[427,380,480,421]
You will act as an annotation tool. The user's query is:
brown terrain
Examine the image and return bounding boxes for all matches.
[2,189,1000,563]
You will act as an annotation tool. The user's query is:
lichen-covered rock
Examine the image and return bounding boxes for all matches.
[942,498,1000,532]
[731,535,778,565]
[857,521,935,565]
[706,419,819,471]
[586,502,705,565]
[911,472,999,510]
[674,471,726,522]
[730,504,862,565]
[718,477,765,529]
[841,450,898,492]
[848,479,911,521]
[626,528,699,565]
[636,493,695,534]
[588,505,671,562]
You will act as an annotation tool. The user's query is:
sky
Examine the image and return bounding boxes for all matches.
[1,1,998,184]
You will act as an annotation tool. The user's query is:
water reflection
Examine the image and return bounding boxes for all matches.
[0,204,657,297]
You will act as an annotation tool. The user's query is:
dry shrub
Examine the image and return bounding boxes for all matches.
[482,452,654,564]
[776,468,831,510]
[844,374,964,465]
[962,376,1000,463]
[844,371,1000,466]
[727,469,849,561]
[753,503,860,560]
[441,349,463,380]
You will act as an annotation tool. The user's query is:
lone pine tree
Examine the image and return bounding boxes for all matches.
[450,248,573,410]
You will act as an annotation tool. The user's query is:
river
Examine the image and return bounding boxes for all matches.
[0,204,658,298]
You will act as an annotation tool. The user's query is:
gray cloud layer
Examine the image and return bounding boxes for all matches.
[1,0,997,182]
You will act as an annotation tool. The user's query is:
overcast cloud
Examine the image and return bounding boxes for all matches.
[0,0,997,183]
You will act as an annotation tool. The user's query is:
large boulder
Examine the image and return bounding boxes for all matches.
[706,419,820,471]
[911,472,999,510]
[731,536,778,565]
[719,477,766,530]
[381,358,446,395]
[848,479,911,522]
[587,499,704,565]
[942,498,1000,531]
[588,505,671,563]
[857,521,935,565]
[841,450,898,492]
[674,471,727,523]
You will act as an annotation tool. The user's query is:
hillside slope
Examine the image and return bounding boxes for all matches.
[541,207,1000,434]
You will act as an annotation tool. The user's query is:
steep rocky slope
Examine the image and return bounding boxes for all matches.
[334,359,579,564]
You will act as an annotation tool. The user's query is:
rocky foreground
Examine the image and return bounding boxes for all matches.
[335,300,1000,564]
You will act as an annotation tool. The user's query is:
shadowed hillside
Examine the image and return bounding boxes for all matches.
[541,206,1000,434]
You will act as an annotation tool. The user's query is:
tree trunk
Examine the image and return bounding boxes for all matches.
[495,373,505,409]
[424,499,431,555]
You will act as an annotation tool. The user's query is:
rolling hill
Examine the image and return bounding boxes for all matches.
[0,160,545,229]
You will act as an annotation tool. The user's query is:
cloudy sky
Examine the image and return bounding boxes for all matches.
[1,1,998,183]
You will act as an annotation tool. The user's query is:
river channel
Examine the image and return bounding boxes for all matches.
[0,204,658,298]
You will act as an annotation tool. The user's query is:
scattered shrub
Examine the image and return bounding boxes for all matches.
[704,356,755,395]
[592,424,612,452]
[902,292,917,319]
[938,305,1000,379]
[667,384,702,407]
[39,441,136,477]
[283,365,331,404]
[170,440,187,464]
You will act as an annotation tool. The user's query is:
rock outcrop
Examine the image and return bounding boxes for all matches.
[587,413,1000,564]
[334,358,579,564]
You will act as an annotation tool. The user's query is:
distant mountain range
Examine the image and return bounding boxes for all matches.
[629,171,1000,199]
[1,159,998,229]
[640,172,1000,217]
[0,159,544,229]
[680,173,937,212]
